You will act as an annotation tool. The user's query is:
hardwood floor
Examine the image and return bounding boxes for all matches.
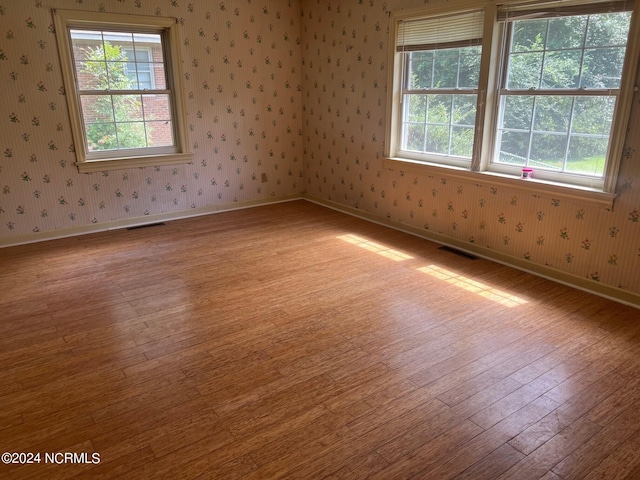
[1,199,639,479]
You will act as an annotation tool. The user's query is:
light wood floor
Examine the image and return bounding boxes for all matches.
[1,200,640,479]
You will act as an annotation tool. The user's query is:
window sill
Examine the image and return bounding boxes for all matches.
[76,152,193,173]
[383,157,616,209]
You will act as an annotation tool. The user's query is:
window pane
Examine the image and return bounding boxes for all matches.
[401,93,475,159]
[533,95,571,132]
[586,12,631,47]
[142,94,172,121]
[146,121,174,147]
[106,59,133,90]
[452,94,477,126]
[85,122,117,151]
[566,136,608,176]
[151,62,166,90]
[511,19,547,53]
[450,126,474,157]
[425,125,450,154]
[406,94,427,123]
[116,122,148,148]
[497,131,530,165]
[71,30,103,60]
[547,16,586,49]
[408,52,433,89]
[572,96,615,135]
[427,95,452,124]
[135,33,163,61]
[580,47,626,88]
[541,50,581,88]
[112,95,143,122]
[135,71,154,90]
[433,50,458,88]
[124,48,148,89]
[530,133,566,170]
[408,46,480,90]
[75,61,107,90]
[507,52,543,89]
[405,124,426,151]
[501,95,533,130]
[142,94,172,147]
[508,12,631,93]
[458,46,481,88]
[80,95,114,123]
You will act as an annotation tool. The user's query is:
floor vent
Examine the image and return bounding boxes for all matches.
[127,222,166,231]
[438,245,478,260]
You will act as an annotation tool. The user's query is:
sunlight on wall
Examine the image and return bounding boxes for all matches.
[418,265,528,308]
[337,234,414,261]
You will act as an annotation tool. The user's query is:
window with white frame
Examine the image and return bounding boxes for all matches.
[385,0,639,196]
[53,10,191,173]
[397,10,485,168]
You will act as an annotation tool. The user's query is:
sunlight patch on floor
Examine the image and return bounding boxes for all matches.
[337,234,414,261]
[418,265,528,308]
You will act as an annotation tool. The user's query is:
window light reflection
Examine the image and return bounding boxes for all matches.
[418,265,527,308]
[337,234,414,261]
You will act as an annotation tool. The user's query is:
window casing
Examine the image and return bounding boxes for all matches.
[385,0,639,203]
[54,10,192,173]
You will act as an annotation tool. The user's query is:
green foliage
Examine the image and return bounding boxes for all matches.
[82,42,147,151]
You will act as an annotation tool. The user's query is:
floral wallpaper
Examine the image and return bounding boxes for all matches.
[300,0,640,298]
[1,0,639,301]
[0,0,303,238]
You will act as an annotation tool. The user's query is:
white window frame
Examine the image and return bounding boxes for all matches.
[53,9,192,173]
[384,0,640,208]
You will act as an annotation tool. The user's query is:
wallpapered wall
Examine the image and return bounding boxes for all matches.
[300,0,640,297]
[0,0,303,237]
[1,0,639,300]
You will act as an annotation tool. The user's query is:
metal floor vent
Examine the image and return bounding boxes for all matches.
[127,222,166,231]
[438,245,478,260]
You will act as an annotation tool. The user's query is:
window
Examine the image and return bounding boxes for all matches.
[385,0,639,201]
[53,10,191,173]
[397,10,485,168]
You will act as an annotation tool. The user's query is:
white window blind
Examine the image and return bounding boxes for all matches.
[396,10,485,51]
[497,0,633,21]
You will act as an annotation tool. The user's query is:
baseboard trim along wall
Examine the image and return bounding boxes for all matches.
[303,195,640,310]
[0,194,302,248]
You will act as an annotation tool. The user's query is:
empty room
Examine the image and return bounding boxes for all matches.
[1,0,640,478]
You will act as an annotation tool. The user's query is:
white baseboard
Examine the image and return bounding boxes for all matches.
[303,195,640,310]
[0,194,302,248]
